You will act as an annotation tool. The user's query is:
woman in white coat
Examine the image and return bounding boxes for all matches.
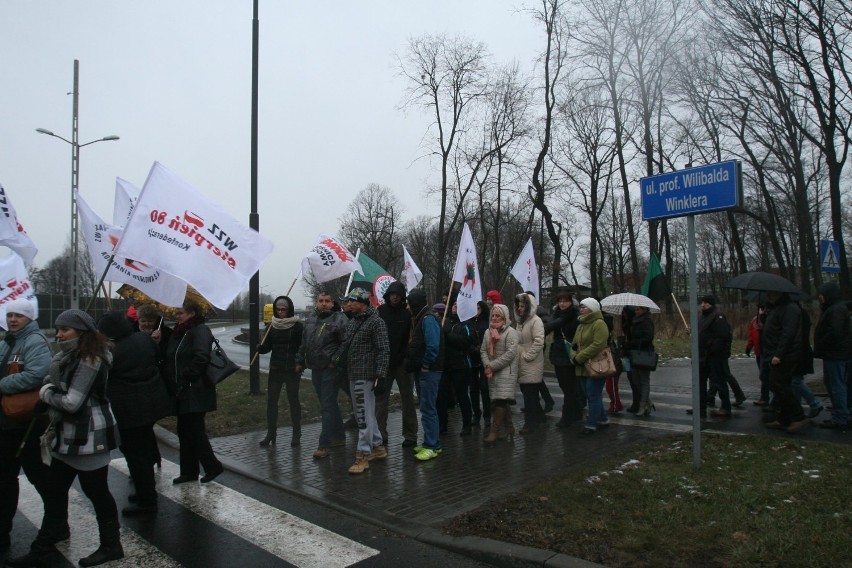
[514,293,545,434]
[480,304,518,444]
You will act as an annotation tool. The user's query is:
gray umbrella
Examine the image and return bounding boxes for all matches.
[722,271,802,294]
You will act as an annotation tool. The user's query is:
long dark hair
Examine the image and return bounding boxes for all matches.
[76,330,111,363]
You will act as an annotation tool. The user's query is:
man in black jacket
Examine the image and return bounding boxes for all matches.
[762,291,809,433]
[695,295,733,419]
[814,282,851,430]
[376,281,416,446]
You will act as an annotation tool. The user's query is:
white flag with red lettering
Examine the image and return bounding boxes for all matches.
[0,182,38,265]
[113,162,275,309]
[112,177,139,227]
[77,191,188,307]
[0,252,38,327]
[301,235,362,283]
[402,244,423,292]
[451,223,482,321]
[510,238,539,300]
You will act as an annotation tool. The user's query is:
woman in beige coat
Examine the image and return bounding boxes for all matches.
[514,293,546,433]
[480,304,518,444]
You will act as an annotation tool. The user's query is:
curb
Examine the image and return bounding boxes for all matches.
[152,425,606,567]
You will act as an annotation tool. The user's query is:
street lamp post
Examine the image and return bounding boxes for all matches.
[36,59,119,309]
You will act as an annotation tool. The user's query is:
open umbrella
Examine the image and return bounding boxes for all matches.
[722,271,802,294]
[116,284,217,319]
[600,293,661,316]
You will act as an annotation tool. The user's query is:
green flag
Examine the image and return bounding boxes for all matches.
[641,253,671,302]
[351,251,396,307]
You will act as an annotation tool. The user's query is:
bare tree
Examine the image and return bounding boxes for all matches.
[338,183,404,272]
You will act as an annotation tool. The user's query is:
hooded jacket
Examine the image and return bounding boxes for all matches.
[544,303,579,367]
[378,281,412,368]
[406,289,443,372]
[257,296,303,372]
[570,309,609,377]
[0,319,52,429]
[513,293,545,384]
[814,282,852,360]
[479,304,518,400]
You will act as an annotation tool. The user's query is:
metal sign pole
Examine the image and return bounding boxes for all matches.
[688,215,701,468]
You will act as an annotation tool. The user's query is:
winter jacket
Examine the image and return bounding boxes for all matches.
[470,301,490,368]
[697,306,732,359]
[544,304,579,367]
[97,310,173,428]
[166,322,217,415]
[513,293,545,384]
[378,281,412,369]
[480,304,518,401]
[761,295,803,364]
[406,290,444,372]
[41,346,118,456]
[570,310,609,377]
[0,319,52,429]
[746,315,762,357]
[443,314,477,370]
[814,282,852,360]
[296,309,348,370]
[257,323,303,372]
[623,311,655,352]
[338,306,389,382]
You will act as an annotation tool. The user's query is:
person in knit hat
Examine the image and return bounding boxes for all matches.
[485,290,502,308]
[570,298,611,434]
[0,298,52,556]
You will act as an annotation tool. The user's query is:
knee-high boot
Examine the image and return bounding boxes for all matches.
[483,406,504,444]
[78,518,124,567]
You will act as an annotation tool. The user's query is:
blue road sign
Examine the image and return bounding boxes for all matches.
[820,239,841,273]
[641,160,741,221]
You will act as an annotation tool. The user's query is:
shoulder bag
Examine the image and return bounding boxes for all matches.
[629,349,659,371]
[1,354,41,420]
[584,346,617,378]
[206,338,240,385]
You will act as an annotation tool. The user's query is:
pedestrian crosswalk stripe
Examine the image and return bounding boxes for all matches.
[18,478,184,567]
[110,458,379,568]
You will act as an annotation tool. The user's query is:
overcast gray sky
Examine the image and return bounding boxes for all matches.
[0,1,542,307]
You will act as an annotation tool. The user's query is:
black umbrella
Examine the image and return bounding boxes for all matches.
[723,271,802,294]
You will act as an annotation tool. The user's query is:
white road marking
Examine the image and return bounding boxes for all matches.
[111,458,379,568]
[18,479,183,567]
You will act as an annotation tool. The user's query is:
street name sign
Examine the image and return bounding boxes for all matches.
[641,160,742,221]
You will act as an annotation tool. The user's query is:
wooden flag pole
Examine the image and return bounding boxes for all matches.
[671,292,690,334]
[249,277,298,366]
[441,278,456,326]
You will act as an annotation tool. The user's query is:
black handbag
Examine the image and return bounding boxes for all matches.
[206,338,240,385]
[629,349,658,371]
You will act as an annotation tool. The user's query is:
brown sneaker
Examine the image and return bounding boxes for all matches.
[313,448,330,459]
[367,445,387,461]
[348,451,369,474]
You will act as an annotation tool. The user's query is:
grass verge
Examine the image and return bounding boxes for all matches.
[445,433,851,567]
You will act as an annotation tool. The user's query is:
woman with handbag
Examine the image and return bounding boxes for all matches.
[570,298,611,435]
[624,305,656,416]
[9,309,123,567]
[166,300,224,485]
[256,295,304,447]
[0,299,52,555]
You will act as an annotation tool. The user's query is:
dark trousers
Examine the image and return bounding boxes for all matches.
[118,424,159,506]
[267,371,301,438]
[555,365,583,422]
[445,367,473,428]
[469,367,491,421]
[700,355,730,411]
[176,412,221,478]
[1,426,50,539]
[35,459,117,550]
[770,358,806,425]
[538,381,554,408]
[520,383,546,425]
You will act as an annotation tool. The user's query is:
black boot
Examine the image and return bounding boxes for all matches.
[258,430,276,447]
[291,419,301,447]
[78,518,124,567]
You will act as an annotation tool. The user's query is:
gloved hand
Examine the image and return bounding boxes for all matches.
[745,347,752,357]
[372,377,386,397]
[34,400,50,414]
[38,383,56,402]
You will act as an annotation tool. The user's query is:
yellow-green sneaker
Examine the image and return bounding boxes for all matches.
[415,448,440,461]
[412,446,443,455]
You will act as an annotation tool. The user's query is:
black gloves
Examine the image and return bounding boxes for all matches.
[745,347,752,357]
[34,400,50,414]
[372,378,386,397]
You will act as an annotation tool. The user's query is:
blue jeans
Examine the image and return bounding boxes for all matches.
[583,377,607,430]
[791,375,820,410]
[823,359,850,425]
[311,367,344,447]
[415,370,442,450]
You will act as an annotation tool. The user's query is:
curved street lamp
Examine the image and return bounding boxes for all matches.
[35,60,119,309]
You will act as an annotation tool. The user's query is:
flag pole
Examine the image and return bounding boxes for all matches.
[441,279,455,326]
[85,254,116,312]
[672,292,690,333]
[249,276,298,366]
[343,248,361,297]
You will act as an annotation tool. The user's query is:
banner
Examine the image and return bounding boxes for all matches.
[113,162,275,309]
[301,234,362,284]
[451,223,483,321]
[351,250,396,307]
[112,177,140,227]
[0,252,38,327]
[510,238,539,300]
[77,191,188,307]
[402,244,423,291]
[641,252,671,302]
[0,182,38,265]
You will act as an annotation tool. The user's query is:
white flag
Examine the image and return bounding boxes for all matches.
[112,177,139,227]
[113,162,275,310]
[77,192,188,307]
[510,238,540,300]
[0,252,38,327]
[301,234,362,284]
[451,223,482,321]
[401,245,423,292]
[0,183,38,265]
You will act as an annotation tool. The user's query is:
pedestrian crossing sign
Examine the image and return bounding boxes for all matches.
[820,239,841,273]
